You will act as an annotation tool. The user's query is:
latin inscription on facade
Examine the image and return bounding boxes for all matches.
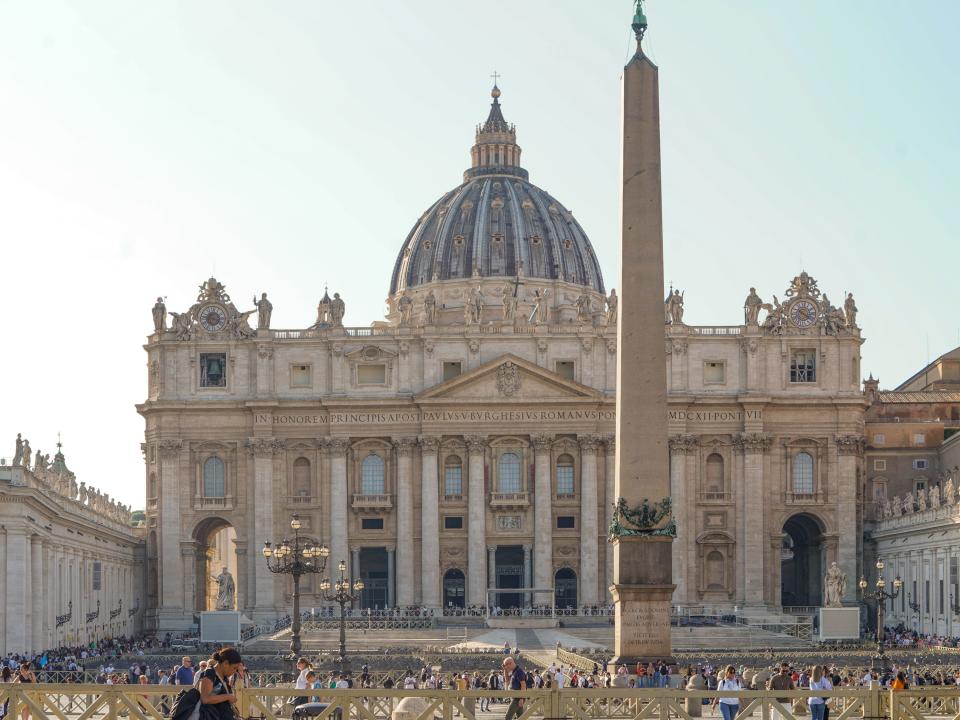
[668,410,762,423]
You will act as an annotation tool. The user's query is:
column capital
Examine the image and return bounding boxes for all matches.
[600,435,615,454]
[465,435,488,454]
[733,432,773,454]
[392,437,417,457]
[836,434,866,457]
[158,440,183,459]
[522,544,533,552]
[385,545,396,553]
[246,437,285,457]
[578,435,600,455]
[418,436,441,454]
[487,546,497,553]
[668,434,699,456]
[328,438,351,457]
[531,433,554,452]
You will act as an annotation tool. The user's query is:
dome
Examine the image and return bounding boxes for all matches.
[389,87,605,297]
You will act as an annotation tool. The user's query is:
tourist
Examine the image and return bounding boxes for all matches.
[14,662,37,720]
[197,647,242,720]
[712,665,742,720]
[808,665,831,720]
[502,657,526,720]
[294,657,313,707]
[403,670,417,690]
[174,657,194,686]
[768,662,794,720]
[1,666,12,720]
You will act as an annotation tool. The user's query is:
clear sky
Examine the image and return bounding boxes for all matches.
[1,2,957,507]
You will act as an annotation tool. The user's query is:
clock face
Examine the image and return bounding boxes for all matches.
[198,304,227,332]
[789,299,818,329]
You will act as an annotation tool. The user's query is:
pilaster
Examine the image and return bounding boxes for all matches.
[532,433,554,605]
[393,437,417,606]
[578,435,600,605]
[419,437,441,607]
[465,435,488,605]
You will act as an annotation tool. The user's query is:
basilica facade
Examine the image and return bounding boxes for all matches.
[141,87,868,631]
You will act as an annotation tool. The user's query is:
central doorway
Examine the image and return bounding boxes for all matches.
[495,546,524,609]
[358,547,388,609]
[443,569,466,609]
[781,513,825,607]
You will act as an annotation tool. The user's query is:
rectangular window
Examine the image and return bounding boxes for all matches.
[913,433,926,446]
[555,361,575,381]
[873,434,886,445]
[442,361,463,381]
[556,516,576,529]
[913,459,929,470]
[874,459,887,471]
[444,516,464,530]
[556,464,575,496]
[291,364,312,387]
[915,479,926,493]
[361,518,384,530]
[789,350,816,383]
[703,361,726,384]
[357,364,386,385]
[200,353,227,388]
[925,579,930,613]
[93,562,102,591]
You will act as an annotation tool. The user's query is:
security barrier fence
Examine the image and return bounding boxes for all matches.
[2,685,960,720]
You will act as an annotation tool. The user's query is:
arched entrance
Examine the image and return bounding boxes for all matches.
[781,513,824,607]
[555,568,578,609]
[193,517,238,612]
[358,547,389,609]
[443,569,466,609]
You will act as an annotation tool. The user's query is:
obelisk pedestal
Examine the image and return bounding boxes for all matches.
[610,3,675,666]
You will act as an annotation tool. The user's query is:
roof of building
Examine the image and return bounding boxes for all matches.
[388,86,605,297]
[878,391,960,404]
[894,346,960,392]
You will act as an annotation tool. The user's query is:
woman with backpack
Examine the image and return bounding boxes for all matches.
[198,648,243,720]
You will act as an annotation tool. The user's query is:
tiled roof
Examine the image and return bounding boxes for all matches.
[878,391,960,403]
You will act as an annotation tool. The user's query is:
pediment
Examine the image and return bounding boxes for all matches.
[417,353,602,402]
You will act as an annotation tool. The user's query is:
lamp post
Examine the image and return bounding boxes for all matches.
[858,557,902,673]
[262,514,329,655]
[319,559,364,673]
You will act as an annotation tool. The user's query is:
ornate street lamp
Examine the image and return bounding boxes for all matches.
[262,514,329,654]
[858,557,902,673]
[319,559,364,673]
[908,591,921,632]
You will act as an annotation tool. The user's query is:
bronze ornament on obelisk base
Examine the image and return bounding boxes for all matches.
[609,1,676,666]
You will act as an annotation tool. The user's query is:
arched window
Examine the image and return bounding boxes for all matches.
[499,452,521,494]
[148,472,157,499]
[705,454,724,496]
[361,454,385,495]
[443,568,466,608]
[556,454,575,496]
[792,452,814,494]
[293,458,310,498]
[706,550,725,589]
[444,456,463,497]
[203,457,225,497]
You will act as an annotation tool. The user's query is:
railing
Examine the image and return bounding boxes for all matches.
[555,492,577,501]
[784,490,826,504]
[288,494,314,505]
[194,495,233,509]
[302,617,434,630]
[489,491,530,507]
[351,493,393,510]
[442,493,464,502]
[3,685,943,720]
[557,644,597,672]
[782,605,819,615]
[146,497,158,510]
[698,490,733,502]
[690,325,744,336]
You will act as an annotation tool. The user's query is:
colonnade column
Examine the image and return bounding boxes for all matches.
[394,437,416,607]
[31,536,43,653]
[158,440,184,623]
[532,434,554,605]
[329,439,351,581]
[386,546,396,609]
[487,546,497,607]
[603,438,615,594]
[249,437,281,617]
[736,432,770,606]
[43,542,53,649]
[0,530,6,653]
[233,543,248,614]
[522,545,533,608]
[351,547,361,610]
[579,436,600,605]
[837,435,863,604]
[419,437,441,607]
[465,436,487,606]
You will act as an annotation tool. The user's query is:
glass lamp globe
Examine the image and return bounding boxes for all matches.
[338,560,347,573]
[858,577,868,590]
[894,577,903,589]
[876,558,884,571]
[262,543,273,558]
[878,577,886,589]
[290,515,302,531]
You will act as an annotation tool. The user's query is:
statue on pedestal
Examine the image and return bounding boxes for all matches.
[398,294,413,326]
[13,433,23,466]
[212,567,235,610]
[743,288,763,326]
[823,562,847,607]
[605,289,618,325]
[423,290,437,325]
[330,293,345,326]
[575,292,592,323]
[253,293,273,330]
[501,284,518,324]
[946,477,956,506]
[664,289,684,325]
[21,439,31,470]
[152,297,167,333]
[844,293,858,328]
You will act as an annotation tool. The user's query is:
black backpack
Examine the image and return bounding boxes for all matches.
[169,687,201,720]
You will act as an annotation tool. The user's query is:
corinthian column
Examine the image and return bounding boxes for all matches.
[579,436,600,605]
[419,437,441,607]
[734,432,771,606]
[465,436,488,606]
[328,439,351,579]
[248,437,284,617]
[31,536,43,653]
[158,440,184,623]
[836,435,864,604]
[394,437,417,606]
[532,433,554,605]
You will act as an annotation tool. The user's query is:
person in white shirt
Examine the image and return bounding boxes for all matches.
[808,666,832,720]
[712,665,742,720]
[294,657,312,707]
[554,669,568,689]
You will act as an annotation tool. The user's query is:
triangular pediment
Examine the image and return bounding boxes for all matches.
[416,353,602,402]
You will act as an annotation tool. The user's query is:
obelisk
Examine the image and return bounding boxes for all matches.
[610,1,674,665]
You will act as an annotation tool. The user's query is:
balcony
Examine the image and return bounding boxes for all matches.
[146,497,158,510]
[351,493,393,513]
[194,495,234,511]
[288,495,314,506]
[489,492,530,509]
[698,491,732,503]
[784,490,826,505]
[555,493,577,502]
[442,493,464,504]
